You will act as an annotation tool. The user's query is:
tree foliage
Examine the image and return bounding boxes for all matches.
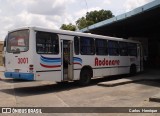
[60,23,76,31]
[60,9,114,31]
[76,9,114,29]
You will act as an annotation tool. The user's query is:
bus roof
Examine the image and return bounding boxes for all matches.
[8,26,140,44]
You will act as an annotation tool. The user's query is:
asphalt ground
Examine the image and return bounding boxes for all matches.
[0,69,160,116]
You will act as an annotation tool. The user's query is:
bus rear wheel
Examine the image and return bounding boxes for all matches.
[79,68,92,86]
[130,65,136,76]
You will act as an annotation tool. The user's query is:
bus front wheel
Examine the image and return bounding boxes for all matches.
[79,68,92,86]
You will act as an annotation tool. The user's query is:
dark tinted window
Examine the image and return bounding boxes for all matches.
[119,42,128,56]
[108,40,119,56]
[95,39,107,55]
[36,32,59,54]
[80,37,94,55]
[128,43,137,56]
[74,36,79,55]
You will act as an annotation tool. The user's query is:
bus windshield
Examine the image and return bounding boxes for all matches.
[7,29,29,53]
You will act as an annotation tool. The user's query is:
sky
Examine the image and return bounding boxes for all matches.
[0,0,154,41]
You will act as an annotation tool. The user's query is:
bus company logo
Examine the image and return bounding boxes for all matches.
[40,56,61,68]
[73,57,82,66]
[95,57,120,66]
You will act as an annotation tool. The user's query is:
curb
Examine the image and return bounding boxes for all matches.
[149,94,160,103]
[97,78,160,87]
[149,98,160,103]
[97,79,143,87]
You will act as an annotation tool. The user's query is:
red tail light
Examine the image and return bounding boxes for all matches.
[29,64,34,73]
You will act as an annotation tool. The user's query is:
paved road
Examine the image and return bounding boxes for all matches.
[0,69,160,115]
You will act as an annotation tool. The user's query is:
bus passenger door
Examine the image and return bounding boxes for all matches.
[61,40,73,81]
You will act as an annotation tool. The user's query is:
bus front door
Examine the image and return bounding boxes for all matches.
[62,40,73,81]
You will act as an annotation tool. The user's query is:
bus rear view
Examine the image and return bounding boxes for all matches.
[4,28,34,80]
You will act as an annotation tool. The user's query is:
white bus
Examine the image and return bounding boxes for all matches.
[4,27,143,85]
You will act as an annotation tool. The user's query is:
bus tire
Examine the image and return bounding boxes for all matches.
[130,64,136,76]
[79,68,92,86]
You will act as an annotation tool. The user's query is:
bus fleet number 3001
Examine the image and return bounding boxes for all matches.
[18,58,28,64]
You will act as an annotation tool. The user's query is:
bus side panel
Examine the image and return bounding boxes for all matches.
[73,54,82,80]
[35,71,62,81]
[73,70,80,80]
[118,56,130,74]
[94,56,111,77]
[79,55,96,77]
[33,30,62,82]
[34,52,62,81]
[34,54,62,82]
[109,56,119,75]
[94,68,111,77]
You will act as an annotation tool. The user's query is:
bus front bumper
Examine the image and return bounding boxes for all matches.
[4,72,34,80]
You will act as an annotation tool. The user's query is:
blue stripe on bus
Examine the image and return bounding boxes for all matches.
[40,57,61,63]
[73,57,82,65]
[40,56,61,68]
[41,56,61,60]
[40,60,61,65]
[73,57,82,61]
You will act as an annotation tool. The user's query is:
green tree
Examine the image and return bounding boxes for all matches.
[60,9,114,30]
[76,9,114,29]
[60,23,76,31]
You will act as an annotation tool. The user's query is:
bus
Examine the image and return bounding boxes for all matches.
[4,27,143,85]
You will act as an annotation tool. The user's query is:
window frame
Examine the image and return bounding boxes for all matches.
[108,40,119,56]
[36,31,59,55]
[119,41,128,56]
[95,38,108,55]
[7,29,30,53]
[80,36,95,55]
[74,36,80,55]
[128,43,137,56]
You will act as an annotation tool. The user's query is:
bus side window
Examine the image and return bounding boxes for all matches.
[108,40,119,56]
[80,37,94,55]
[36,32,59,54]
[95,39,108,55]
[119,42,128,56]
[128,43,137,56]
[52,34,59,54]
[74,36,79,55]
